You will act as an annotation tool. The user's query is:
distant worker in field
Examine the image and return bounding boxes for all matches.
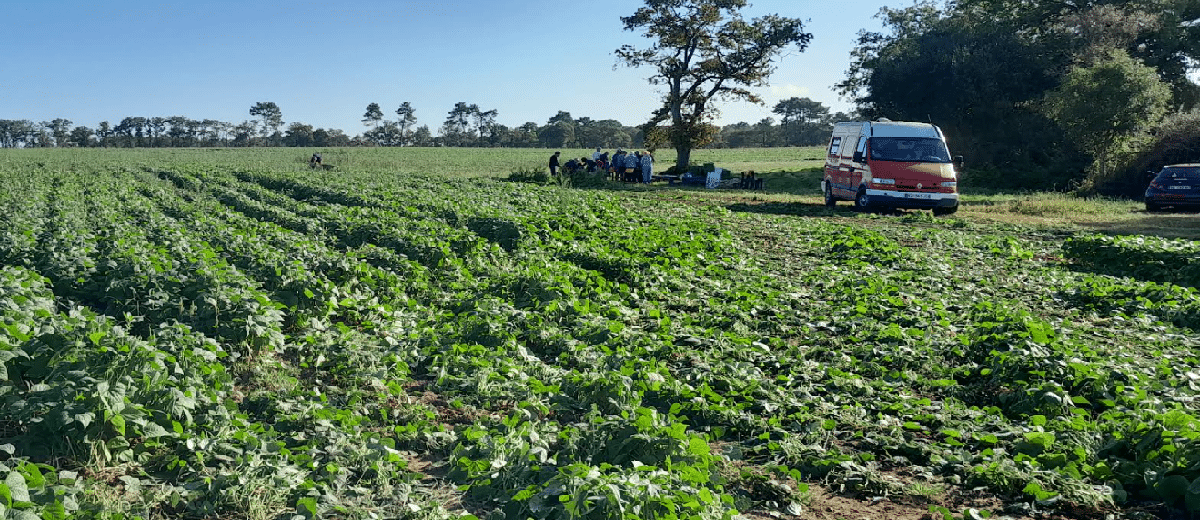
[590,147,602,173]
[641,151,653,184]
[611,150,626,180]
[627,151,641,182]
[549,151,561,176]
[309,153,322,168]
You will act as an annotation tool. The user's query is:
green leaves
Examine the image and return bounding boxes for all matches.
[4,471,28,504]
[1186,477,1200,512]
[7,151,1200,519]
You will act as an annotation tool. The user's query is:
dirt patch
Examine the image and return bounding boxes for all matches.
[803,486,940,520]
[740,484,1102,520]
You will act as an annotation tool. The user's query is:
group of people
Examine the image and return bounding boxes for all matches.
[549,148,654,183]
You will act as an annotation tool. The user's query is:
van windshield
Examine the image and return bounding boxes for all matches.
[870,137,951,163]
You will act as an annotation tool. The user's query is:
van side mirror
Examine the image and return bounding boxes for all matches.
[954,155,965,169]
[853,151,864,163]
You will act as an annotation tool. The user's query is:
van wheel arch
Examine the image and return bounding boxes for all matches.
[854,186,871,211]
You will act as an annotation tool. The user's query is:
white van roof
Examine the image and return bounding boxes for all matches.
[834,120,942,139]
[871,121,941,138]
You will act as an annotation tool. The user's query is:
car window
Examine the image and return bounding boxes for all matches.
[1159,167,1200,181]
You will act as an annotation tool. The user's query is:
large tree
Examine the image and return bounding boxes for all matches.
[284,122,315,147]
[362,102,384,130]
[0,120,36,148]
[96,121,112,147]
[1040,49,1172,181]
[395,102,417,146]
[249,101,283,141]
[840,0,1198,188]
[472,106,499,145]
[411,125,433,147]
[838,3,1082,186]
[166,116,193,147]
[616,0,811,170]
[507,122,541,148]
[68,125,95,148]
[772,97,830,146]
[115,117,149,147]
[441,102,475,146]
[954,0,1200,107]
[44,118,73,147]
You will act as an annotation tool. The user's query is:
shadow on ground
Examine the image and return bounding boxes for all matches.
[1078,211,1200,241]
[724,200,853,218]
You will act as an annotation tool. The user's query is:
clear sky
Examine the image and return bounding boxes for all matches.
[3,0,897,135]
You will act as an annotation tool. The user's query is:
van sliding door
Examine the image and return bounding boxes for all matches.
[853,136,868,189]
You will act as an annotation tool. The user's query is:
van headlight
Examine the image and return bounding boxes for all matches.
[941,181,957,188]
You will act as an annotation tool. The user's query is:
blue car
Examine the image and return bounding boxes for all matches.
[1145,164,1200,212]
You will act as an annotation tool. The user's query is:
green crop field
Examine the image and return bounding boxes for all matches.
[2,147,1200,520]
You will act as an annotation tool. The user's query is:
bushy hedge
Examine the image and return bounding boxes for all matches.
[1108,110,1200,196]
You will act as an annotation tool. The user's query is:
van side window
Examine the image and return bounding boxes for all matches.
[829,136,842,155]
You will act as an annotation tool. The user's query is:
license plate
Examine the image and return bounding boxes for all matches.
[1168,186,1192,190]
[902,192,932,199]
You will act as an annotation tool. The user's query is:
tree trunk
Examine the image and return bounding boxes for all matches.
[675,144,691,173]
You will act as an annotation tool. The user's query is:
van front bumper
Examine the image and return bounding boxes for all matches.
[865,188,958,208]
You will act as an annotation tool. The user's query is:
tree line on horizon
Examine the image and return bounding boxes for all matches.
[9,0,1196,196]
[0,96,848,151]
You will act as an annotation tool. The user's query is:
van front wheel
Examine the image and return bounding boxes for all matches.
[854,188,871,212]
[824,183,837,207]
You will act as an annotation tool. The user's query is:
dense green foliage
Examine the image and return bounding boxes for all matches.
[1,148,1200,519]
[840,0,1200,191]
[1118,110,1200,195]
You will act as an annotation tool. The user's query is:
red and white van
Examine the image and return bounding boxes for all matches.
[822,120,961,215]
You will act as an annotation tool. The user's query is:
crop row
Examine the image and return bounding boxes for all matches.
[196,166,1200,515]
[3,155,1200,519]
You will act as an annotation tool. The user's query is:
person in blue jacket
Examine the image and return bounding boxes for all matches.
[625,151,640,182]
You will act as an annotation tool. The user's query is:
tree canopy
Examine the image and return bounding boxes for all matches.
[1040,49,1172,180]
[616,0,812,170]
[395,102,417,146]
[839,0,1200,190]
[773,97,832,146]
[249,101,284,140]
[362,103,384,129]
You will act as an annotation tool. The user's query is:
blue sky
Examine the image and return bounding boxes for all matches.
[3,0,897,135]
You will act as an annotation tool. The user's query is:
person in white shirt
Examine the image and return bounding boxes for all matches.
[640,152,653,184]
